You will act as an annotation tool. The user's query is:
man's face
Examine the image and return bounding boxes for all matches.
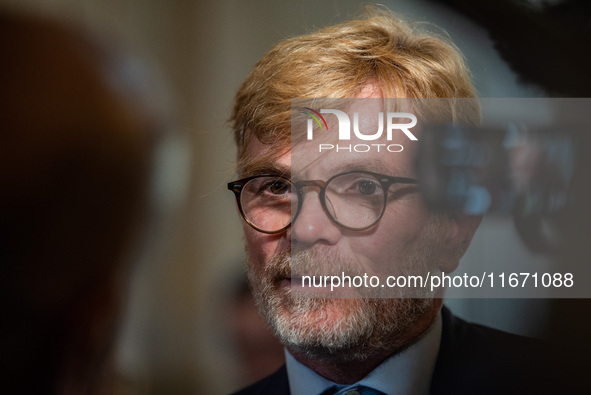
[239,93,471,360]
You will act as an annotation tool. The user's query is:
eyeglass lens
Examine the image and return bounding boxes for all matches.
[240,172,387,233]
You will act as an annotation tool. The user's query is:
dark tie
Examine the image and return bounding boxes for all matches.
[320,385,387,395]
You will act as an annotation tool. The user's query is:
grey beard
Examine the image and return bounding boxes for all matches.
[245,215,444,361]
[247,249,435,362]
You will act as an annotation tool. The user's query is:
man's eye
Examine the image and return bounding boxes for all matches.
[357,180,378,195]
[265,179,290,195]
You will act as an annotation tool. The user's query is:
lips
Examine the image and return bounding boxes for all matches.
[277,274,302,288]
[289,275,303,287]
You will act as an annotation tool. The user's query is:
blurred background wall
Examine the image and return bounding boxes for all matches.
[0,0,564,394]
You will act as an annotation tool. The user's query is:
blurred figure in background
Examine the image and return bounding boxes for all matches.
[226,275,285,388]
[0,8,171,394]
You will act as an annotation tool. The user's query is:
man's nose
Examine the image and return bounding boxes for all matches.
[288,189,341,247]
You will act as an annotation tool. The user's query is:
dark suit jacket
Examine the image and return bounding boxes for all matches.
[233,306,576,395]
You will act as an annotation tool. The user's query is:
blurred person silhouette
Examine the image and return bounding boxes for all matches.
[427,0,591,388]
[0,8,173,395]
[430,0,591,97]
[227,274,285,388]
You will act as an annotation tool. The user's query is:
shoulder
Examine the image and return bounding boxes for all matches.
[232,365,290,395]
[439,305,541,357]
[431,306,563,395]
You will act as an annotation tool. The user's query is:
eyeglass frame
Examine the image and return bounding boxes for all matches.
[228,170,419,234]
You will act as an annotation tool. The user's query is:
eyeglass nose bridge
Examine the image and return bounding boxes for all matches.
[291,179,335,228]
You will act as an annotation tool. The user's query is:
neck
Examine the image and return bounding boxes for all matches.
[287,300,442,384]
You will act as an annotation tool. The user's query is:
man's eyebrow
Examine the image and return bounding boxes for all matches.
[240,158,291,178]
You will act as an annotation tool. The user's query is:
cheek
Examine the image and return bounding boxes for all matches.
[243,226,263,267]
[351,199,435,264]
[243,225,283,271]
[381,198,432,242]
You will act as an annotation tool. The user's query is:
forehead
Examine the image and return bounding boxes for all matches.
[240,137,291,177]
[291,132,420,180]
[241,128,420,180]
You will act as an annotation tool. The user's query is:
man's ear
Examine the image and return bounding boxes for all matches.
[438,213,482,273]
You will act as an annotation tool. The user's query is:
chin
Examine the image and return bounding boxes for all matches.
[266,297,374,356]
[262,292,437,361]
